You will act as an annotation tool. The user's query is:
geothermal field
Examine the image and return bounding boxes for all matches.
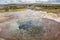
[0,9,60,40]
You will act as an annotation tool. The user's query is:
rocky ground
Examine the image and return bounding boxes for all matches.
[0,9,60,40]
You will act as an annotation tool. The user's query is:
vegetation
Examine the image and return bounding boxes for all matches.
[32,4,60,13]
[0,4,27,12]
[0,4,60,13]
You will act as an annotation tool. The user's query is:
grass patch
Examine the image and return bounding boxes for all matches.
[32,4,60,13]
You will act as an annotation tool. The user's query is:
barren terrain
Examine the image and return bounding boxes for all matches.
[0,9,60,40]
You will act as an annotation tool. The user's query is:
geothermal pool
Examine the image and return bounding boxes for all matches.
[0,9,60,40]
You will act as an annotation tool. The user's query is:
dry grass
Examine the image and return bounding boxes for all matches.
[0,8,26,13]
[34,8,60,13]
[43,9,60,13]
